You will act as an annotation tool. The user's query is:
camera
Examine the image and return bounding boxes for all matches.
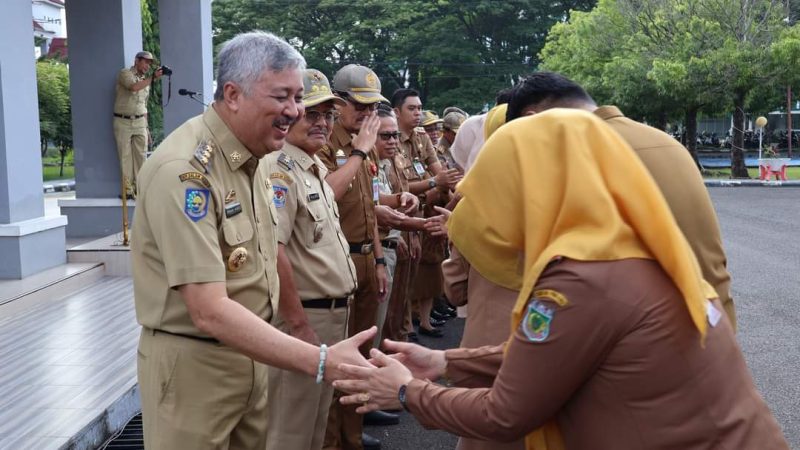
[159,65,173,76]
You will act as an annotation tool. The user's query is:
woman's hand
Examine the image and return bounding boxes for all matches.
[334,348,414,413]
[382,339,447,381]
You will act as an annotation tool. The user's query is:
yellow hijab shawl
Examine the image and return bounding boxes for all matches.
[448,109,717,450]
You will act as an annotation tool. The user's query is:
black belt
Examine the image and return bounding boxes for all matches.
[153,328,220,344]
[114,113,145,119]
[302,297,349,309]
[381,239,399,249]
[349,242,374,254]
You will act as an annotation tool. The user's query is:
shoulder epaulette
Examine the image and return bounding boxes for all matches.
[193,140,215,173]
[277,152,295,170]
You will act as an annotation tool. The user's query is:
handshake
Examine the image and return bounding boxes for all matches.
[324,327,446,413]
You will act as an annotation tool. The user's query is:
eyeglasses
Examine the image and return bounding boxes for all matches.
[425,125,443,132]
[304,110,338,123]
[378,132,401,141]
[350,101,379,112]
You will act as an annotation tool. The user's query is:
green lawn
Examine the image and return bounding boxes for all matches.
[704,166,800,180]
[43,165,74,181]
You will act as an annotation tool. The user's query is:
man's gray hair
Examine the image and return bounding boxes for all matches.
[214,31,306,101]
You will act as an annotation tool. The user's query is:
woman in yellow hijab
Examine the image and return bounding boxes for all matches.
[333,109,788,450]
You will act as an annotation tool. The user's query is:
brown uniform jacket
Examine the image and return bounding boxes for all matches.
[317,122,378,244]
[596,106,736,328]
[265,143,357,300]
[114,66,149,116]
[409,258,788,450]
[132,106,279,337]
[397,129,437,183]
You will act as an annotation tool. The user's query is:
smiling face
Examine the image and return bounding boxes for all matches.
[287,100,336,154]
[222,67,305,158]
[375,115,400,160]
[134,57,153,75]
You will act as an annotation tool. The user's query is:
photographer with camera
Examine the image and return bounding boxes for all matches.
[113,51,165,198]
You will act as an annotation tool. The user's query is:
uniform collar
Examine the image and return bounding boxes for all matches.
[400,129,414,144]
[203,104,255,172]
[281,143,318,171]
[594,105,625,121]
[331,122,353,150]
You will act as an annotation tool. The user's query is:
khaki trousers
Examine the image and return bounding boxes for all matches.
[381,253,411,343]
[266,303,348,450]
[374,246,397,348]
[137,328,269,450]
[113,116,147,194]
[324,253,379,450]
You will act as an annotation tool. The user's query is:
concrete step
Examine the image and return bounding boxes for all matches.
[0,262,104,312]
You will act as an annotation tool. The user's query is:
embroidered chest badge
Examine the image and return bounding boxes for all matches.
[522,300,555,342]
[184,188,210,222]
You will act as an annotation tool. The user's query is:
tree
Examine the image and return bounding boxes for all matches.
[142,0,163,145]
[211,0,596,114]
[36,60,72,176]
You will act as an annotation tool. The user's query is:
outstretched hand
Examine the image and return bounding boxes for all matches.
[325,326,378,382]
[333,347,413,413]
[382,339,447,381]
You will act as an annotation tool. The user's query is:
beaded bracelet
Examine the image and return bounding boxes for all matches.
[316,344,328,384]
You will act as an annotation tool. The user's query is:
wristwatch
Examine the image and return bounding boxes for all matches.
[375,257,387,266]
[351,149,368,160]
[398,384,410,411]
[427,179,436,189]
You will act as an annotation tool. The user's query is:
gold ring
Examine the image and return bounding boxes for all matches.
[359,392,370,403]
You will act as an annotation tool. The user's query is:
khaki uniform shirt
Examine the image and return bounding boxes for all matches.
[114,67,149,116]
[410,259,788,450]
[595,106,736,327]
[397,129,437,183]
[265,143,357,300]
[377,158,403,242]
[132,106,280,338]
[436,136,458,170]
[317,122,378,244]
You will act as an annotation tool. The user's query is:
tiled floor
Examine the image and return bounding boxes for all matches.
[0,277,137,449]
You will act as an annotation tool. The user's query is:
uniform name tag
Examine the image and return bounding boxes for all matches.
[372,177,380,204]
[308,192,320,202]
[225,202,242,218]
[413,160,426,176]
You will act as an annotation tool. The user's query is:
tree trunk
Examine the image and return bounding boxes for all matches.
[787,85,793,159]
[731,92,749,178]
[685,107,701,171]
[655,111,668,131]
[59,145,66,177]
[41,137,47,157]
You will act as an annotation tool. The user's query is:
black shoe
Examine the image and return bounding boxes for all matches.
[408,332,419,343]
[429,317,447,327]
[364,410,400,426]
[430,310,450,322]
[362,432,381,450]
[418,326,444,338]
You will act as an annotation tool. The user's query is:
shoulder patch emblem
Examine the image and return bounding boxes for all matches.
[272,185,288,208]
[179,172,211,189]
[270,172,294,185]
[184,188,210,222]
[521,299,556,343]
[533,289,569,306]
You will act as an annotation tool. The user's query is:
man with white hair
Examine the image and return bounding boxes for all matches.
[132,32,374,450]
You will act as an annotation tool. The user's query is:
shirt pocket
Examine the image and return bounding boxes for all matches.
[221,215,257,277]
[304,203,336,249]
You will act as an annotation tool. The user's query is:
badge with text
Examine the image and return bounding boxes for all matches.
[225,202,242,218]
[413,159,426,177]
[308,192,320,202]
[521,299,555,342]
[184,188,210,222]
[336,149,348,167]
[372,177,380,204]
[272,185,288,208]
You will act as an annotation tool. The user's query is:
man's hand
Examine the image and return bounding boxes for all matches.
[325,327,378,382]
[376,263,388,302]
[153,67,164,80]
[396,236,409,259]
[423,207,452,237]
[375,205,407,229]
[397,192,419,214]
[289,321,321,346]
[410,233,421,261]
[351,112,380,152]
[382,339,447,381]
[334,348,414,414]
[433,168,463,191]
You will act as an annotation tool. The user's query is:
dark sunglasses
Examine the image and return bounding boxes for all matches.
[378,132,401,141]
